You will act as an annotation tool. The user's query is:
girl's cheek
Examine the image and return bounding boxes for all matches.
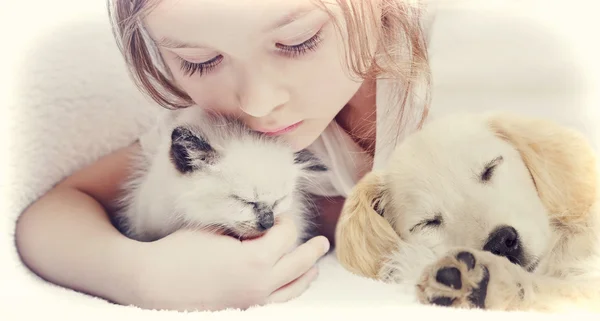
[175,73,241,113]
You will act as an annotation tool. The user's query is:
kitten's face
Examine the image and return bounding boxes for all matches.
[168,126,326,239]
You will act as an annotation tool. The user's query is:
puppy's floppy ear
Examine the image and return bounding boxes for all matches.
[170,126,219,173]
[488,113,598,222]
[335,171,402,280]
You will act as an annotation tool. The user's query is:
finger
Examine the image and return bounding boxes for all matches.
[269,235,329,292]
[241,214,300,262]
[267,266,319,304]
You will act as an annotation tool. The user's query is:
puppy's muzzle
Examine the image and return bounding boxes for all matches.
[483,226,524,266]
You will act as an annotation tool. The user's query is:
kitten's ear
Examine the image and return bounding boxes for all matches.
[170,126,218,173]
[294,149,328,172]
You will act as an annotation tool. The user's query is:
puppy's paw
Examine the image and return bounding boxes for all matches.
[416,250,490,309]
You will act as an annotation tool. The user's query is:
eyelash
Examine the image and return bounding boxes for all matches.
[177,29,324,77]
[409,215,443,233]
[276,29,324,58]
[231,195,286,209]
[178,55,223,78]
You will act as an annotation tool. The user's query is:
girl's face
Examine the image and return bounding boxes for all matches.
[144,0,372,151]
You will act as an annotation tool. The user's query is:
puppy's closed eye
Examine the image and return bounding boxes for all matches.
[409,213,443,233]
[480,156,504,183]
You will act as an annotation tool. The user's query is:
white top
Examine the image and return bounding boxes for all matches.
[139,3,600,199]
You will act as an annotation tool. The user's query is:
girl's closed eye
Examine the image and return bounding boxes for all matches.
[178,55,224,77]
[276,28,324,58]
[176,27,326,78]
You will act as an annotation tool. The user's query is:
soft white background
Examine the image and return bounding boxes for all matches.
[1,0,599,320]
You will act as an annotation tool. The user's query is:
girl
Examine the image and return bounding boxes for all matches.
[15,0,430,312]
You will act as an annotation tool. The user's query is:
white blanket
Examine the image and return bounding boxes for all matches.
[2,0,599,320]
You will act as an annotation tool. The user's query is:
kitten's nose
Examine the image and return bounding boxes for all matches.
[257,210,274,231]
[483,225,522,265]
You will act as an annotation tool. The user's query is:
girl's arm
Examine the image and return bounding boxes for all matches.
[15,141,329,310]
[15,143,145,305]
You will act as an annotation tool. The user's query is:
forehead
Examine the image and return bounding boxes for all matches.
[144,0,325,42]
[394,118,498,164]
[385,117,514,194]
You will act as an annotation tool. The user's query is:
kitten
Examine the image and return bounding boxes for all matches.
[113,108,328,244]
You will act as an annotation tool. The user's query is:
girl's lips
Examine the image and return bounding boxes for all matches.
[260,121,303,136]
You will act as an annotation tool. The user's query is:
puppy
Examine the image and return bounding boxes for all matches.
[114,107,327,243]
[335,112,600,312]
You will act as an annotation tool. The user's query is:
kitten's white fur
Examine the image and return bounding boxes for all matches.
[114,107,325,243]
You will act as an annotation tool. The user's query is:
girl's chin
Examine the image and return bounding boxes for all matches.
[287,125,327,152]
[289,136,318,152]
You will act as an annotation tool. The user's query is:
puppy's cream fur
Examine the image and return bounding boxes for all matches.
[336,112,600,312]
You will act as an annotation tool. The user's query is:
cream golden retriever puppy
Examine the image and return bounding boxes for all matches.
[335,112,600,312]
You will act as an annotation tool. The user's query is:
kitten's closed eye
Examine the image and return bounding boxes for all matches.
[231,195,288,210]
[231,195,254,206]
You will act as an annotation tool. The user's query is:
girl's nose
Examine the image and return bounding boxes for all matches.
[236,65,290,118]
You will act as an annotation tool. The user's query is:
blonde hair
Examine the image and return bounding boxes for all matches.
[107,0,431,131]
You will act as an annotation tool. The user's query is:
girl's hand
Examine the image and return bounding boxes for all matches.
[134,215,330,311]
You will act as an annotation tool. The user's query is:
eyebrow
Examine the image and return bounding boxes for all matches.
[155,37,205,49]
[264,6,318,31]
[155,6,318,49]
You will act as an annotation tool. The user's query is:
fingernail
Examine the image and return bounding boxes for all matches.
[322,238,331,254]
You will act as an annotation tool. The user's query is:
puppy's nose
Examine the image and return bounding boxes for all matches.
[483,226,522,263]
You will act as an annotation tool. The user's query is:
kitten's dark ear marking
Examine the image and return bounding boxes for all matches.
[294,149,328,172]
[170,126,218,173]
